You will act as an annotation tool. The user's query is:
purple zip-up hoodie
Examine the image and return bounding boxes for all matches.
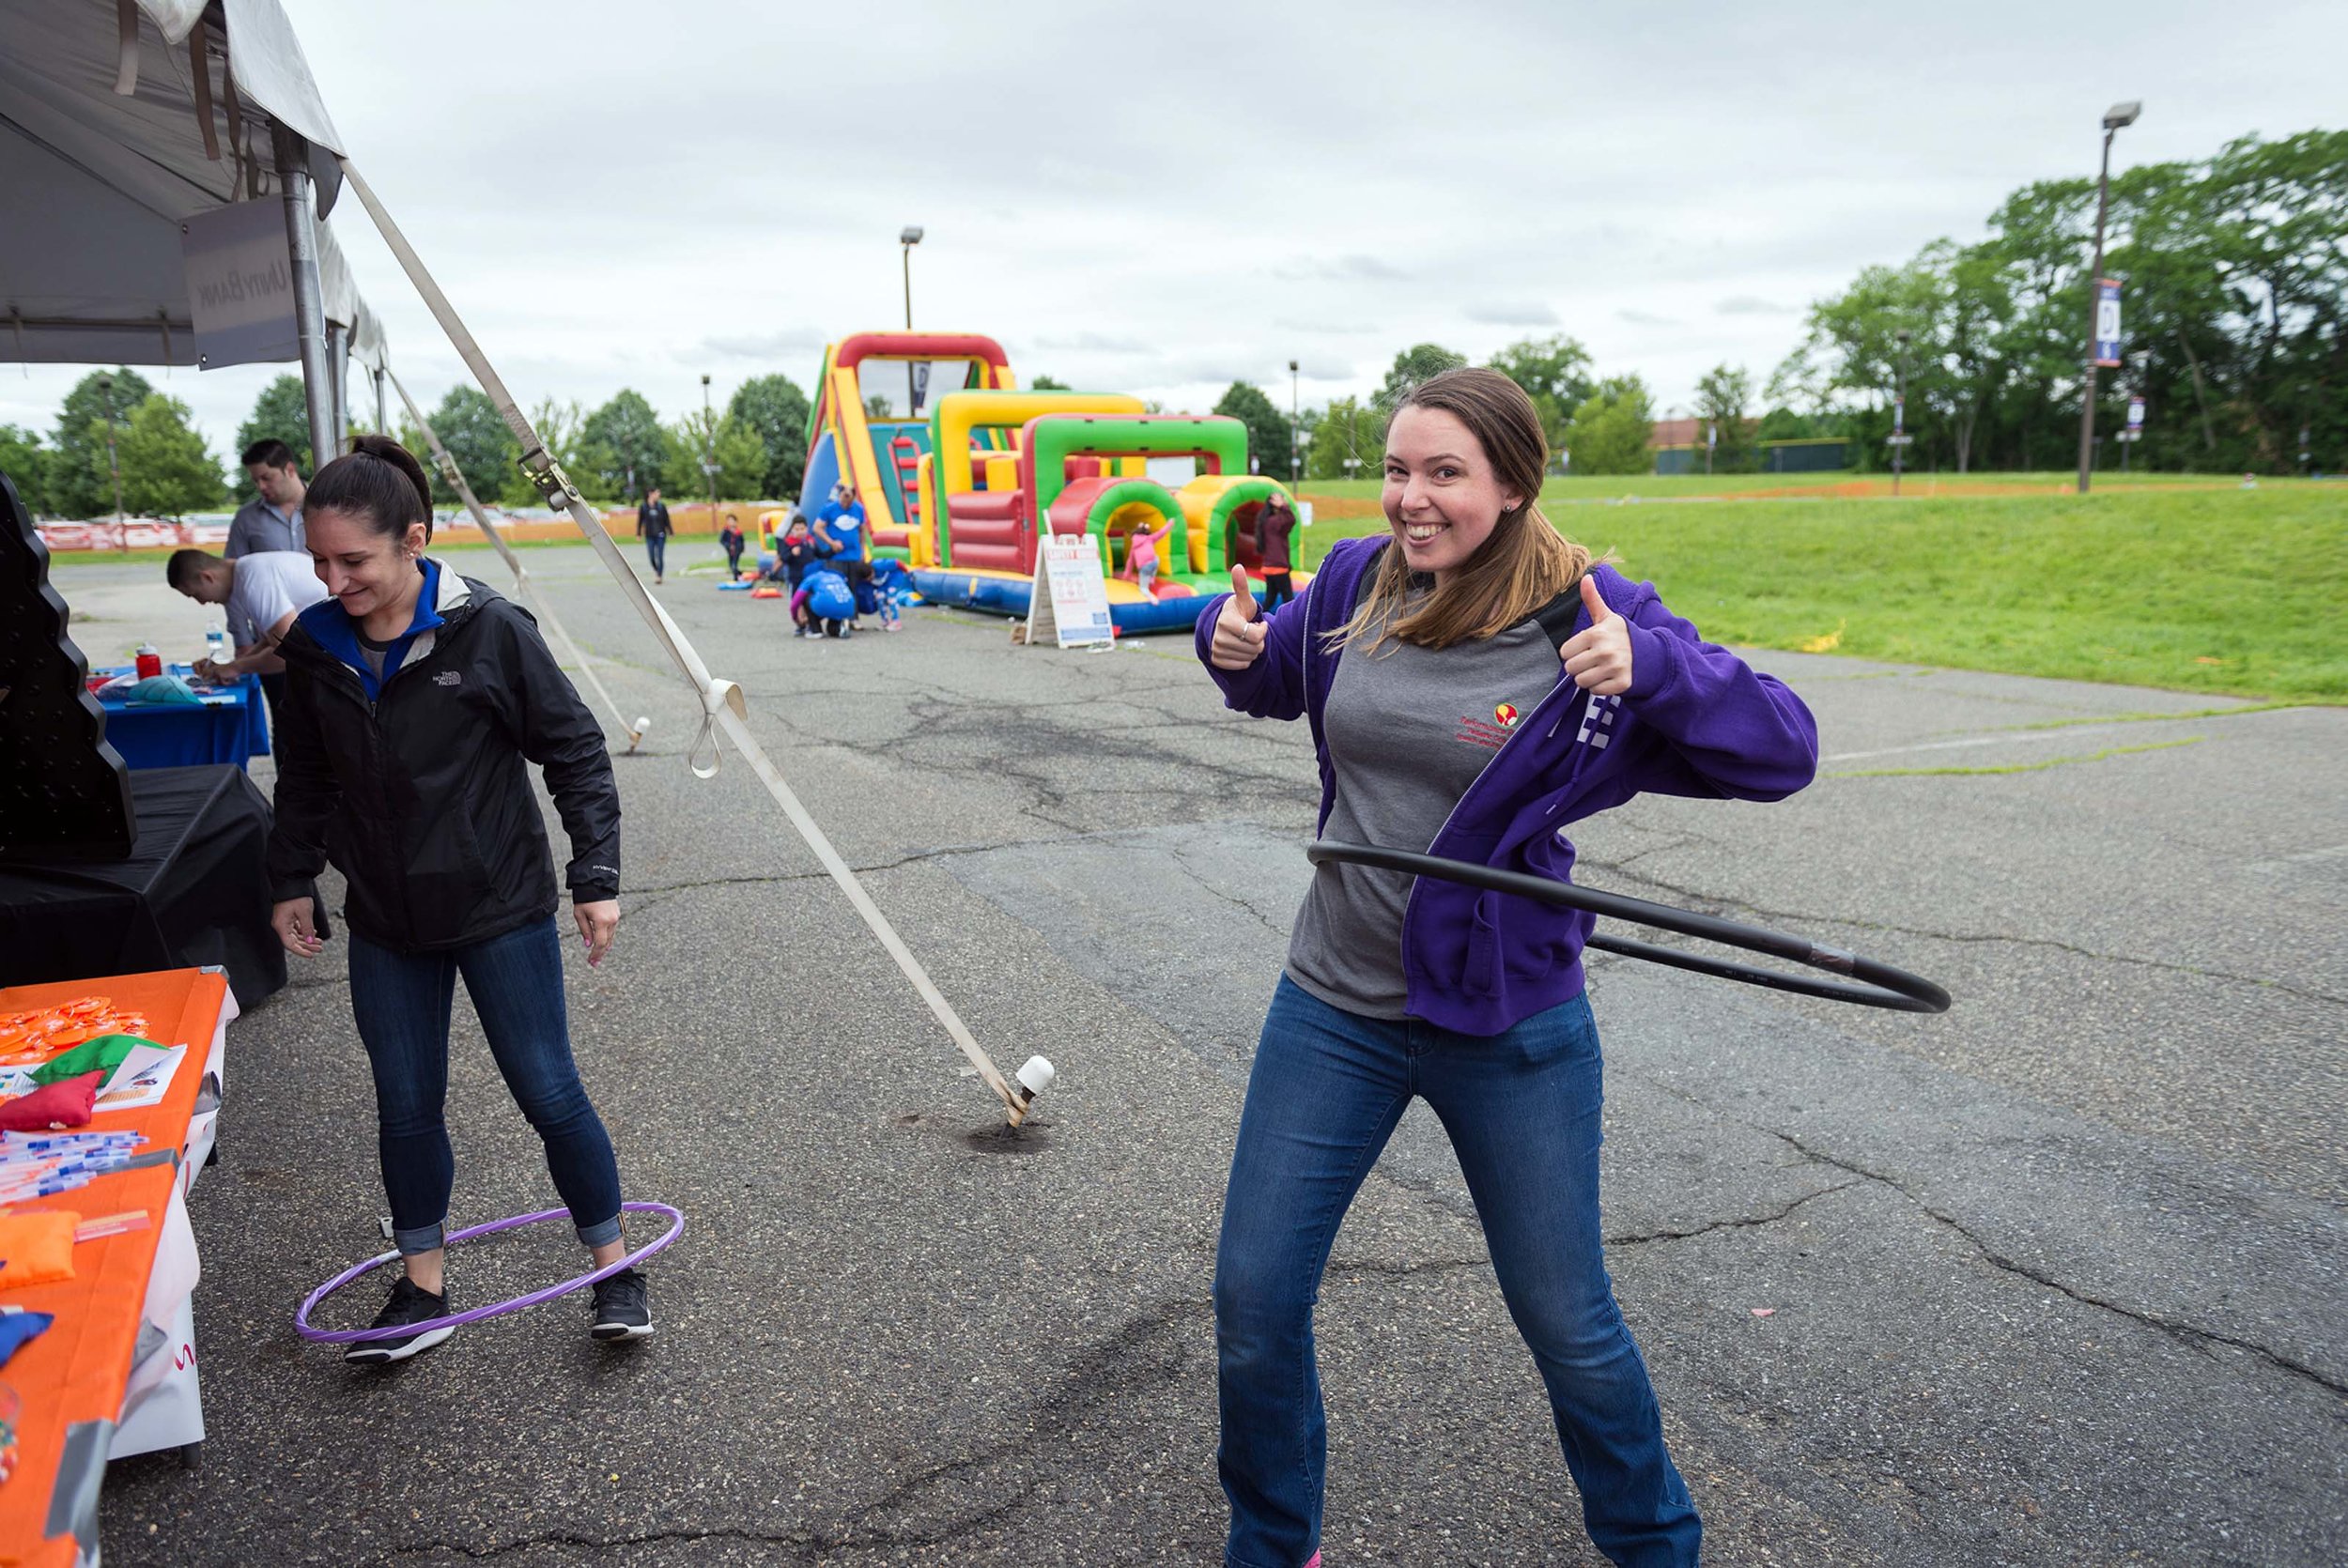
[1196,536,1819,1035]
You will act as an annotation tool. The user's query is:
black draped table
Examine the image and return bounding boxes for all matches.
[0,765,286,1007]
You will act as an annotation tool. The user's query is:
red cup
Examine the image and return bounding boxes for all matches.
[134,648,162,680]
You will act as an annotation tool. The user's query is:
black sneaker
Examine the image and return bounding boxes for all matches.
[590,1267,653,1341]
[344,1276,454,1365]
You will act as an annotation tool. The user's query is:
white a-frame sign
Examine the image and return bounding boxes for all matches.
[1026,534,1116,648]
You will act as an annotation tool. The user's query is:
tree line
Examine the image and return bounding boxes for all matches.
[1769,127,2344,474]
[11,123,2329,524]
[1214,337,1669,481]
[0,370,817,520]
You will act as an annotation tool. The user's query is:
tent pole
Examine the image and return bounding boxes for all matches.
[336,156,1033,1123]
[326,321,348,455]
[271,125,336,469]
[372,366,387,434]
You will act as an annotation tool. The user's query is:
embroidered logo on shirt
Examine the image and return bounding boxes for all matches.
[1494,702,1520,729]
[1455,714,1514,751]
[1577,693,1621,749]
[433,670,462,687]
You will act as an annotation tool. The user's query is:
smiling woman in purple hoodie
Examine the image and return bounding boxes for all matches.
[1196,368,1818,1568]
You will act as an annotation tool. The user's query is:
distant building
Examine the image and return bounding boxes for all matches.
[1649,418,1847,475]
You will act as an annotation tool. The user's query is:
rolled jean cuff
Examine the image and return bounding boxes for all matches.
[394,1220,446,1256]
[576,1211,624,1250]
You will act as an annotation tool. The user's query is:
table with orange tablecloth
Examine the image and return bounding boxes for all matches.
[0,968,232,1568]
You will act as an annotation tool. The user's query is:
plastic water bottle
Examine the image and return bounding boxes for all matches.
[206,625,227,671]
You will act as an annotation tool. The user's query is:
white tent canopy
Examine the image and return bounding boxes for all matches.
[0,0,385,370]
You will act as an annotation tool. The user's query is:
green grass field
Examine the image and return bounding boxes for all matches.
[1297,476,2346,701]
[47,474,2342,699]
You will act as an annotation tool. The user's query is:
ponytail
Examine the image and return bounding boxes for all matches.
[306,435,436,543]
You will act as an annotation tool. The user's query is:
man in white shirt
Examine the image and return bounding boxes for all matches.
[228,440,307,559]
[165,548,329,683]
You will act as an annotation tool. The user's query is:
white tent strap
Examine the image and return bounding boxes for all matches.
[338,157,1019,1115]
[715,705,1016,1106]
[382,365,634,748]
[113,0,140,95]
[335,163,717,723]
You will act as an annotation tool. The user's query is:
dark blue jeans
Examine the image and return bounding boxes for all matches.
[644,531,668,578]
[347,917,624,1256]
[1214,977,1700,1568]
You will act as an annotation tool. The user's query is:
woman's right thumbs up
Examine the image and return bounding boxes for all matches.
[1210,565,1269,669]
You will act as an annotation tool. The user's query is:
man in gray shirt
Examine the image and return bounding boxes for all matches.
[228,439,307,559]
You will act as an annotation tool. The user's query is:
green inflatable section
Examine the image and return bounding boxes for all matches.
[1198,477,1290,576]
[1070,478,1183,572]
[1025,415,1249,520]
[923,390,1132,569]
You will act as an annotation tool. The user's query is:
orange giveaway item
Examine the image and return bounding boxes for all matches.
[0,996,149,1060]
[0,1212,81,1290]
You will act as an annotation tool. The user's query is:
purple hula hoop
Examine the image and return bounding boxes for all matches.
[295,1200,686,1345]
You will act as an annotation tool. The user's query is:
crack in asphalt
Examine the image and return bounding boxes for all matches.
[1604,1068,2347,1402]
[1606,1178,1861,1247]
[378,1294,1204,1562]
[1583,864,2347,1010]
[1164,841,1291,942]
[1770,1130,2348,1403]
[375,1526,821,1563]
[626,838,1048,900]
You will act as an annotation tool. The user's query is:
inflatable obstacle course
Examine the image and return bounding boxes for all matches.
[790,332,1305,635]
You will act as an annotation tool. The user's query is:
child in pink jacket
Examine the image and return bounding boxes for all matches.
[1128,517,1174,596]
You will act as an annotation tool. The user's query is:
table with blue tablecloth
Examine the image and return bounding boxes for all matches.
[94,665,269,772]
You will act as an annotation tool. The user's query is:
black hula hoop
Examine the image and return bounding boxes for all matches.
[1305,841,1950,1014]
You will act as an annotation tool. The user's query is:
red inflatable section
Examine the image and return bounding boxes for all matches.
[945,490,1024,572]
[832,331,1012,377]
[1045,476,1127,535]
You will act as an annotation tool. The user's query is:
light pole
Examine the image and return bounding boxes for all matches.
[702,373,718,531]
[2076,100,2139,496]
[1892,327,1913,497]
[1289,360,1301,487]
[100,373,124,548]
[900,225,923,419]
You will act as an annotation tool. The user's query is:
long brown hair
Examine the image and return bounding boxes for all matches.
[1332,367,1596,653]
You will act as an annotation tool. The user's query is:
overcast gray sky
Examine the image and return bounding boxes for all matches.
[8,0,2343,466]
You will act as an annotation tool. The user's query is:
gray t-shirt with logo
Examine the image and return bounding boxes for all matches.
[1287,610,1564,1019]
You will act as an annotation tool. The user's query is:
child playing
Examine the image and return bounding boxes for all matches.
[776,515,840,638]
[867,556,914,632]
[798,564,858,638]
[1128,515,1174,597]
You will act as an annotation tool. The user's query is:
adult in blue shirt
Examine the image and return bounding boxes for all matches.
[816,483,867,563]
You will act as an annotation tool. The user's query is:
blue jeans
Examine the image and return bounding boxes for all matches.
[346,917,625,1256]
[1215,977,1700,1568]
[644,531,668,577]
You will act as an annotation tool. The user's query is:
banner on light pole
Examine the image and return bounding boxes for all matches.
[2093,279,2124,368]
[2126,395,2145,430]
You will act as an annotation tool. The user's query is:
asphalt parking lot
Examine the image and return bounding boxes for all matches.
[59,541,2344,1565]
